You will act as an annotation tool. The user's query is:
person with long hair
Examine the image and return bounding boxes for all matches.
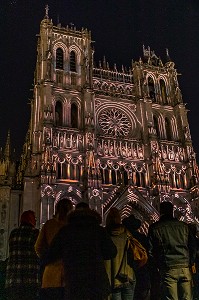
[35,198,73,300]
[105,207,136,300]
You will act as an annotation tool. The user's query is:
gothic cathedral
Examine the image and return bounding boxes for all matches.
[0,9,199,259]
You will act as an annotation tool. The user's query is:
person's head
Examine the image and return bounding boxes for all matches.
[55,198,73,221]
[122,214,141,231]
[75,201,89,210]
[160,201,173,217]
[106,207,121,227]
[20,210,36,227]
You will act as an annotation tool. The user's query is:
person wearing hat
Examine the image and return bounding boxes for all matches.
[122,214,150,300]
[5,210,40,300]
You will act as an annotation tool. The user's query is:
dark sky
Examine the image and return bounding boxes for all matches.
[1,0,199,160]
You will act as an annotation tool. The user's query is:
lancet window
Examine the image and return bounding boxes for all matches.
[55,101,63,126]
[135,172,140,186]
[123,170,128,185]
[111,170,117,185]
[148,77,156,101]
[153,116,160,138]
[99,166,147,187]
[56,162,80,181]
[71,103,78,128]
[56,48,64,70]
[140,173,146,187]
[160,79,167,104]
[70,51,76,72]
[165,117,172,141]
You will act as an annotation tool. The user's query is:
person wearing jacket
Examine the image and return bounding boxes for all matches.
[35,198,73,300]
[148,201,196,300]
[5,210,40,300]
[45,207,117,300]
[105,207,136,300]
[122,214,150,300]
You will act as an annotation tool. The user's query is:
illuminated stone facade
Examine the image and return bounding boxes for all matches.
[1,9,199,259]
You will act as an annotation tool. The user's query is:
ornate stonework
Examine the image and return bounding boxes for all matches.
[98,108,131,137]
[1,12,199,259]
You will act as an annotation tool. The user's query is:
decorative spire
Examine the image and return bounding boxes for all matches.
[166,48,171,62]
[45,4,49,19]
[103,56,106,69]
[4,130,11,159]
[143,45,151,58]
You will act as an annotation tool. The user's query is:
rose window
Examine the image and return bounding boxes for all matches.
[98,108,131,137]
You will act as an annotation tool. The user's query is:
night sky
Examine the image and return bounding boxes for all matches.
[1,0,199,160]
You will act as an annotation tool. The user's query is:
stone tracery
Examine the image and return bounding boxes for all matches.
[98,108,131,137]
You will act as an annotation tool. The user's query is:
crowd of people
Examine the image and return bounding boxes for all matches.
[1,199,199,300]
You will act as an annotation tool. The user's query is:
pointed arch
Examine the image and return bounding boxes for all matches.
[136,172,140,186]
[57,163,61,179]
[123,170,128,185]
[71,102,78,128]
[104,169,109,184]
[180,174,185,189]
[148,76,156,102]
[55,101,63,126]
[111,170,117,185]
[56,48,64,70]
[160,79,167,104]
[165,117,172,141]
[153,115,160,138]
[62,162,67,179]
[141,173,146,187]
[100,169,104,184]
[117,170,122,185]
[70,51,76,72]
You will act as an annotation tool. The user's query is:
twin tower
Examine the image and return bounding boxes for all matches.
[0,9,198,259]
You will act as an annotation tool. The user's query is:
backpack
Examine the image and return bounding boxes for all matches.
[127,233,148,269]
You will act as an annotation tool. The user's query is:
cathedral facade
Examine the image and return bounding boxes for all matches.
[0,10,199,259]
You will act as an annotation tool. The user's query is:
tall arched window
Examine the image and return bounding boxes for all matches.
[104,169,109,184]
[70,51,76,72]
[165,117,172,141]
[141,173,146,187]
[160,79,167,104]
[57,163,61,179]
[56,48,64,70]
[55,101,63,126]
[153,116,160,138]
[136,172,140,186]
[123,171,128,185]
[71,103,78,128]
[76,165,80,181]
[117,170,122,185]
[70,164,75,180]
[169,174,174,188]
[62,163,67,179]
[180,174,185,189]
[100,169,104,184]
[111,170,117,185]
[148,77,156,101]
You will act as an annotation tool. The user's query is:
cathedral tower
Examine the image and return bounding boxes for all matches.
[19,10,199,229]
[1,8,199,259]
